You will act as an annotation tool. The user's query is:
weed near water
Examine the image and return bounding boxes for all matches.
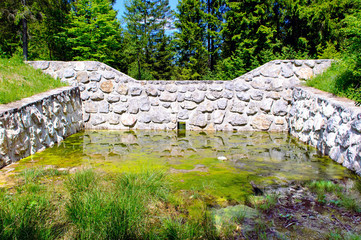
[0,168,64,240]
[307,180,361,212]
[65,169,171,239]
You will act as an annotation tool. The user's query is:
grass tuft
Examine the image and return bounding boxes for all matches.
[307,180,341,194]
[65,169,171,239]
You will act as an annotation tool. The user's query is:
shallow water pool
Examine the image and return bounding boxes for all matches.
[16,130,355,203]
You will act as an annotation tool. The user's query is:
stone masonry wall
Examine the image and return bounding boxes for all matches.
[0,87,83,168]
[28,60,331,132]
[289,87,361,174]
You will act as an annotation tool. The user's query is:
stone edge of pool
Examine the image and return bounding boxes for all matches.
[1,59,360,175]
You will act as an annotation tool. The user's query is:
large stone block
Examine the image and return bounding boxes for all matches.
[191,92,205,103]
[199,101,215,113]
[121,113,137,127]
[231,102,246,114]
[295,67,313,80]
[139,97,151,112]
[130,87,143,96]
[261,64,281,78]
[259,99,273,112]
[64,68,75,78]
[117,84,128,95]
[250,90,264,101]
[223,90,234,99]
[251,115,273,131]
[273,100,288,116]
[213,110,225,124]
[89,72,102,82]
[146,86,159,96]
[160,92,177,102]
[210,84,223,92]
[128,99,140,114]
[281,64,294,78]
[246,102,258,116]
[206,91,222,100]
[90,92,104,101]
[76,72,89,83]
[217,99,228,110]
[91,115,106,126]
[100,81,114,93]
[113,103,128,114]
[190,113,207,128]
[235,82,250,92]
[229,114,247,126]
[107,94,120,103]
[236,93,250,102]
[98,101,109,113]
[166,84,178,93]
[178,109,189,120]
[151,111,171,124]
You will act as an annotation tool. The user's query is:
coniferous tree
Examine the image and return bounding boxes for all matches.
[124,0,173,80]
[221,0,275,70]
[173,0,207,80]
[201,0,225,71]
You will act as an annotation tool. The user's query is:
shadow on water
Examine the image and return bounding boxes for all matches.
[17,130,356,203]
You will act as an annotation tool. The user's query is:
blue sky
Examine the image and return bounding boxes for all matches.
[113,0,179,21]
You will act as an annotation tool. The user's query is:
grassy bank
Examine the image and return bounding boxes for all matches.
[1,167,361,239]
[306,60,361,103]
[0,168,219,239]
[0,56,67,104]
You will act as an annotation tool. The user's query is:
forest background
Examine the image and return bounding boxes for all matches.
[0,0,360,83]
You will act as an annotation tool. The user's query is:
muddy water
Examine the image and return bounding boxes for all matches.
[12,130,356,203]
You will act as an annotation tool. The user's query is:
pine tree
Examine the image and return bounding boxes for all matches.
[124,0,173,80]
[201,0,225,71]
[222,0,275,66]
[173,0,207,80]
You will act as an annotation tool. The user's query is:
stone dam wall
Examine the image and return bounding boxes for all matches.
[0,87,83,168]
[28,60,331,132]
[2,59,361,175]
[289,87,361,174]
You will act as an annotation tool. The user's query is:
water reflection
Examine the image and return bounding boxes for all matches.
[19,130,355,202]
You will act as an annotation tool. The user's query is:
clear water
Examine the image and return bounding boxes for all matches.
[18,130,355,203]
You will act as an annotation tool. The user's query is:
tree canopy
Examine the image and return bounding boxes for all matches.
[0,0,360,81]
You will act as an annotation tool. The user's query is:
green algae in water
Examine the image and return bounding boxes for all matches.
[17,130,356,203]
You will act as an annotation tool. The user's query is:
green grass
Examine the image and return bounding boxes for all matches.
[307,180,361,212]
[306,60,361,103]
[0,55,67,104]
[65,169,171,239]
[2,168,361,239]
[0,167,221,239]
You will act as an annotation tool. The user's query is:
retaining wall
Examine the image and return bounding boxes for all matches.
[0,87,83,168]
[28,60,331,132]
[5,59,360,174]
[289,87,361,174]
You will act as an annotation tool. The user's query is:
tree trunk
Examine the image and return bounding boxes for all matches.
[137,53,141,80]
[207,0,211,70]
[22,0,28,61]
[23,17,28,61]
